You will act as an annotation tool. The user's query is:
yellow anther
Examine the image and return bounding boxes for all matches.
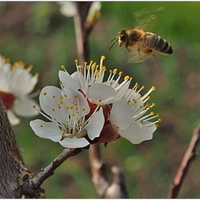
[152,86,156,91]
[52,108,55,111]
[119,71,123,75]
[84,61,87,65]
[75,59,78,63]
[124,76,130,80]
[158,118,162,122]
[82,108,86,111]
[32,105,36,108]
[90,60,93,64]
[135,82,139,87]
[101,55,106,60]
[98,99,102,102]
[95,70,99,75]
[40,125,43,127]
[150,112,154,115]
[52,96,56,98]
[61,131,65,135]
[59,81,63,85]
[43,92,47,95]
[26,65,33,71]
[2,56,10,63]
[77,65,83,69]
[35,72,39,77]
[61,65,65,69]
[102,66,107,71]
[113,69,117,74]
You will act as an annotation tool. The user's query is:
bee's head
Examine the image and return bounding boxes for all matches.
[118,30,128,47]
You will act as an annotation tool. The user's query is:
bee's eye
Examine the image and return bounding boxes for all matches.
[120,34,126,41]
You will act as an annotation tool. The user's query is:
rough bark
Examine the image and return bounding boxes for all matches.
[0,100,43,198]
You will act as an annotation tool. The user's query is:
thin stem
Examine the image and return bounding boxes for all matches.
[167,125,200,198]
[23,148,82,191]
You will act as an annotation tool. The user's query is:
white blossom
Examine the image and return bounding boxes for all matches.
[0,55,39,126]
[30,85,105,149]
[59,56,160,145]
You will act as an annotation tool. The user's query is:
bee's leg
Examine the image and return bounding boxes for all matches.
[142,45,156,57]
[147,48,156,57]
[137,48,143,60]
[125,46,131,52]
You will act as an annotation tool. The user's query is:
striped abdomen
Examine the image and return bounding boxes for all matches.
[144,32,173,54]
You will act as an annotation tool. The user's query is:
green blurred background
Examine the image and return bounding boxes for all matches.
[1,1,200,198]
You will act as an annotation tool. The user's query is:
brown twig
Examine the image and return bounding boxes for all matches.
[89,143,110,197]
[74,2,92,64]
[167,125,200,198]
[23,148,82,192]
[89,144,129,198]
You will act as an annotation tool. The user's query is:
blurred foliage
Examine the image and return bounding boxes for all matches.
[1,1,200,198]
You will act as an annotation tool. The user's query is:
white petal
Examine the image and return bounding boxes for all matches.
[85,107,105,140]
[13,98,39,117]
[39,86,69,121]
[59,137,89,148]
[9,68,38,96]
[30,119,62,142]
[89,2,101,14]
[71,71,84,89]
[58,2,76,17]
[61,88,90,118]
[87,83,117,104]
[59,71,80,91]
[7,110,20,126]
[110,98,131,129]
[119,122,156,144]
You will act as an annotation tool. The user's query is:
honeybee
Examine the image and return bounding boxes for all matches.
[109,28,173,61]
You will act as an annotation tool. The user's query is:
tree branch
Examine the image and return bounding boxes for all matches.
[89,143,110,197]
[74,2,92,64]
[167,125,200,198]
[89,144,129,198]
[0,100,42,198]
[22,148,82,193]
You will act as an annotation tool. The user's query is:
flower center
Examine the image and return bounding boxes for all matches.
[0,91,16,110]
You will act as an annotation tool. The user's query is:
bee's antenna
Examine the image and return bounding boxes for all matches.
[109,38,118,51]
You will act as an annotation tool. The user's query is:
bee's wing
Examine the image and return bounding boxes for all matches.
[133,6,163,31]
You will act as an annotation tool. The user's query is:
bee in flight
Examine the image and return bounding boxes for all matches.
[109,28,173,61]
